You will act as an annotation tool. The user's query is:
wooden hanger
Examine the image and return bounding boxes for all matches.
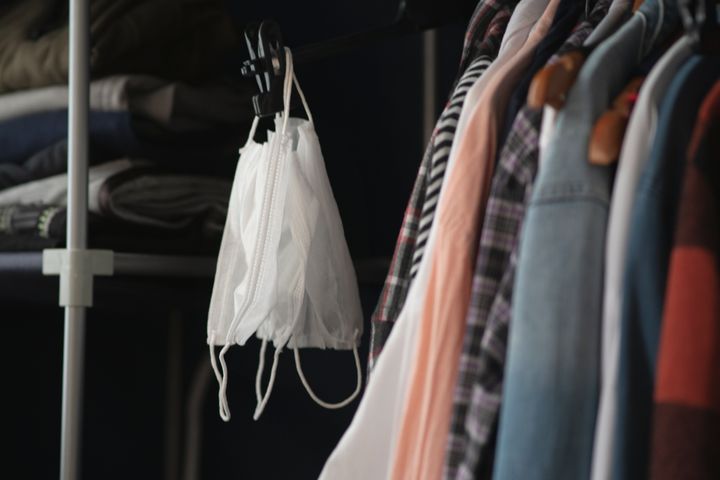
[527,50,587,109]
[588,77,645,166]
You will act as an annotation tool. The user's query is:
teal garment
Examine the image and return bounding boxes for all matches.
[613,55,720,480]
[491,1,680,479]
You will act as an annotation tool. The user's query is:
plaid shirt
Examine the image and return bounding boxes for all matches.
[444,1,612,477]
[369,0,516,374]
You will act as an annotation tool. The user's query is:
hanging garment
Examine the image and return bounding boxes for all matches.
[492,1,680,478]
[321,14,513,474]
[650,79,720,480]
[369,0,518,371]
[536,0,633,169]
[319,145,447,480]
[584,0,632,45]
[612,55,720,480]
[444,0,614,477]
[370,0,555,373]
[388,0,563,477]
[207,48,363,421]
[497,0,585,148]
[589,35,694,480]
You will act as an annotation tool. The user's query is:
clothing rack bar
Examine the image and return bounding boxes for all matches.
[292,23,409,65]
[60,0,90,478]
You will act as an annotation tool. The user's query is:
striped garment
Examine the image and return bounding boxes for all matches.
[443,1,612,477]
[410,56,492,278]
[650,80,720,480]
[368,1,514,373]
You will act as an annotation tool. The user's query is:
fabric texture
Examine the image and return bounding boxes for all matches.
[0,0,237,92]
[589,35,693,480]
[320,2,527,477]
[368,1,516,372]
[443,1,613,478]
[0,109,241,189]
[537,0,631,165]
[492,2,680,478]
[0,158,231,232]
[649,79,720,480]
[388,0,563,478]
[613,55,720,480]
[497,0,583,148]
[0,75,253,129]
[0,203,223,254]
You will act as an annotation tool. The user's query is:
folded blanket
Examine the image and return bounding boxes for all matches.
[0,159,231,232]
[0,203,223,254]
[0,109,242,188]
[0,75,254,129]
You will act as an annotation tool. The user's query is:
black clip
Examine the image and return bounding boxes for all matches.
[241,20,287,118]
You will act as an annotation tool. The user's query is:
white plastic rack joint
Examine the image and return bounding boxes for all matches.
[42,249,114,307]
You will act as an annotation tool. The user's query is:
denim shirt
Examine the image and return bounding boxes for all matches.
[492,0,679,478]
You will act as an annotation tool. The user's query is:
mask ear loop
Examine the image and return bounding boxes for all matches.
[281,47,314,133]
[293,329,363,409]
[208,333,232,421]
[241,116,261,152]
[254,339,283,420]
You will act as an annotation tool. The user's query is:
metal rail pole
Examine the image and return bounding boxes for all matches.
[60,0,90,478]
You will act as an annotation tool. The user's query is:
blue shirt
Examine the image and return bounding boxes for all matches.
[492,0,679,478]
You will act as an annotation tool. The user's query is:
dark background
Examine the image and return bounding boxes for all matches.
[6,0,468,478]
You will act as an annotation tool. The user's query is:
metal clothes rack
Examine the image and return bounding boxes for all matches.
[46,2,217,479]
[49,0,474,477]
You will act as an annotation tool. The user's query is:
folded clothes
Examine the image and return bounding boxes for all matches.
[0,0,238,93]
[0,111,140,166]
[0,203,223,254]
[0,159,231,233]
[0,109,242,188]
[0,75,254,130]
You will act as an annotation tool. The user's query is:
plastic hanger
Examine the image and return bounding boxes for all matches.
[527,0,646,111]
[239,1,476,117]
[527,49,589,109]
[588,77,645,165]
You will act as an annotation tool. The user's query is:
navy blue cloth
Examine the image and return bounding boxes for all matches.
[0,110,137,166]
[613,54,720,480]
[0,109,241,188]
[497,0,584,148]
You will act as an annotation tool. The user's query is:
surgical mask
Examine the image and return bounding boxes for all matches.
[207,47,363,421]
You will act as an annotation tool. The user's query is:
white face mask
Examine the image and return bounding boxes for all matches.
[207,47,364,421]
